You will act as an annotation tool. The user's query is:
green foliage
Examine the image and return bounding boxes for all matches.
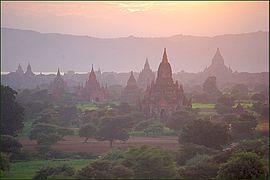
[57,128,74,139]
[181,119,229,149]
[1,85,24,136]
[122,145,178,179]
[79,124,96,142]
[175,143,219,166]
[235,138,268,157]
[217,152,266,179]
[143,122,163,136]
[231,113,257,140]
[29,123,71,145]
[96,115,133,148]
[75,160,133,179]
[178,155,219,179]
[33,164,75,180]
[58,105,79,126]
[0,153,10,172]
[0,135,22,154]
[167,110,196,131]
[102,148,126,165]
[1,160,91,179]
[231,84,249,100]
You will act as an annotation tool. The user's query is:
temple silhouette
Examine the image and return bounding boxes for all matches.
[139,48,191,118]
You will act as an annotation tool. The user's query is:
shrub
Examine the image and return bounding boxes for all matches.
[180,119,229,149]
[175,143,219,166]
[122,145,178,179]
[0,135,22,153]
[217,152,266,179]
[33,165,75,180]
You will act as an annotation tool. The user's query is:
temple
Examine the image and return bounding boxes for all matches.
[137,58,155,90]
[50,68,66,100]
[203,48,233,79]
[78,65,107,102]
[139,48,191,118]
[121,71,141,104]
[15,64,24,75]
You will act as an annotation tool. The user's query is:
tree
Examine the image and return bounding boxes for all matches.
[58,105,79,126]
[122,145,178,179]
[0,153,10,172]
[231,84,248,100]
[33,165,75,180]
[178,154,219,179]
[166,110,195,131]
[57,128,74,140]
[180,119,229,149]
[143,123,163,137]
[0,135,22,154]
[231,113,257,140]
[79,124,96,143]
[217,152,266,179]
[75,160,133,179]
[175,143,219,166]
[1,85,24,136]
[96,115,133,148]
[29,123,64,145]
[215,95,234,114]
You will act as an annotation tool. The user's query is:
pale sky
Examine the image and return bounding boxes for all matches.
[1,1,269,37]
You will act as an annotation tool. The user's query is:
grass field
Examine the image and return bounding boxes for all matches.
[76,103,98,111]
[1,159,92,179]
[232,102,253,109]
[192,103,215,109]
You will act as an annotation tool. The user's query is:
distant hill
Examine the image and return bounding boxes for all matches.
[1,27,268,73]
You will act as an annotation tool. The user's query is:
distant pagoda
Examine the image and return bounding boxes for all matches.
[15,64,24,75]
[78,65,107,102]
[121,71,141,104]
[203,48,233,79]
[140,48,191,118]
[50,68,67,100]
[137,58,155,90]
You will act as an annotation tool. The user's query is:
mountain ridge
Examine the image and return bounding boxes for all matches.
[1,27,268,73]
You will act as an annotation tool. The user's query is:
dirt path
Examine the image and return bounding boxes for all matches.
[20,136,179,155]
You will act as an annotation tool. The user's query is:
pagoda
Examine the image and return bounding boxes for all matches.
[140,48,191,118]
[79,65,107,102]
[137,58,155,90]
[203,48,233,79]
[121,71,141,104]
[50,68,66,100]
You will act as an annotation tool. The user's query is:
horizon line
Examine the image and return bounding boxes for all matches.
[1,26,268,39]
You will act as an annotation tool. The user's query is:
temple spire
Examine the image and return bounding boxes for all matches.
[57,68,61,76]
[16,64,24,74]
[212,48,224,65]
[144,57,150,70]
[162,48,168,62]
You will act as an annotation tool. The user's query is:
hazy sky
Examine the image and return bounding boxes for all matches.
[1,1,269,37]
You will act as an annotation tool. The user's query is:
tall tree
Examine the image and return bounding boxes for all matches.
[96,115,133,148]
[1,85,24,136]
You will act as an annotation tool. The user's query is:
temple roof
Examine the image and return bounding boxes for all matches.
[156,48,173,84]
[212,48,225,66]
[25,63,35,76]
[16,64,24,74]
[126,71,138,88]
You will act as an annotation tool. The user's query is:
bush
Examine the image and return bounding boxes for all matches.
[75,160,133,179]
[0,152,10,172]
[217,152,266,179]
[180,119,229,149]
[33,165,75,180]
[121,145,178,179]
[0,135,22,153]
[175,143,219,166]
[179,159,219,179]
